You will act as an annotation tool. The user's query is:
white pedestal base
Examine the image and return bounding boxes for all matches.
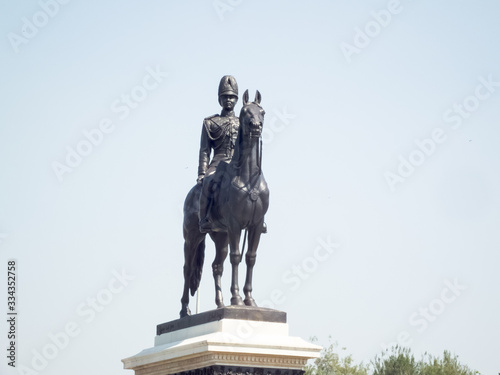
[122,310,321,375]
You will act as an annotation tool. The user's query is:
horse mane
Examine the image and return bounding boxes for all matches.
[231,113,244,171]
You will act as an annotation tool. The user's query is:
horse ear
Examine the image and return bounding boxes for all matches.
[254,90,261,104]
[243,89,249,105]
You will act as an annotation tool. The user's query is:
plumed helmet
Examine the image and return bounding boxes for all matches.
[218,75,238,97]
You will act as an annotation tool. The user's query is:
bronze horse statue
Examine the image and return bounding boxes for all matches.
[180,90,269,318]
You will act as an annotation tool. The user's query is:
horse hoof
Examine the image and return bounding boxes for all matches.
[244,298,257,307]
[230,296,244,306]
[180,307,191,318]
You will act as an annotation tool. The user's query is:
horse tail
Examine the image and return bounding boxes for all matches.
[190,239,205,296]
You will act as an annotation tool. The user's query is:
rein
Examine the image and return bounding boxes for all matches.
[239,133,262,263]
[235,103,264,263]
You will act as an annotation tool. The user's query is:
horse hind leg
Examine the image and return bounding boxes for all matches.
[180,260,192,318]
[180,236,206,318]
[180,237,196,317]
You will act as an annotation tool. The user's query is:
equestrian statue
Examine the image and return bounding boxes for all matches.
[180,75,269,318]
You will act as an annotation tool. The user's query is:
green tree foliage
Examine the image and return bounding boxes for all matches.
[372,346,417,375]
[305,338,369,375]
[372,346,478,375]
[419,350,478,375]
[306,341,480,375]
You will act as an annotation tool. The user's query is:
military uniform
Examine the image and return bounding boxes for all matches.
[198,75,240,232]
[198,113,239,178]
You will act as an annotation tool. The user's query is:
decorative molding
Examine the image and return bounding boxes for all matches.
[134,352,309,375]
[177,365,305,375]
[137,364,305,375]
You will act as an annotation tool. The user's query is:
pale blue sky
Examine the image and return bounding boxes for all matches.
[1,1,499,374]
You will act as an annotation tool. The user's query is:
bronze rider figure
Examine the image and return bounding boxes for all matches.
[198,75,240,233]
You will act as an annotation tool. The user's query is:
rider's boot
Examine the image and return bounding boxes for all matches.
[199,180,213,233]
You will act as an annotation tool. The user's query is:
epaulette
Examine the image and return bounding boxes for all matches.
[204,114,219,121]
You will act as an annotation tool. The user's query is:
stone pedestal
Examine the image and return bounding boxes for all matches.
[122,306,321,375]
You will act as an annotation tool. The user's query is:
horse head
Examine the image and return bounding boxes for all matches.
[240,89,265,139]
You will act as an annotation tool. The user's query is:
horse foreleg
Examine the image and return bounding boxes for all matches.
[228,227,244,306]
[243,219,264,307]
[211,232,228,308]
